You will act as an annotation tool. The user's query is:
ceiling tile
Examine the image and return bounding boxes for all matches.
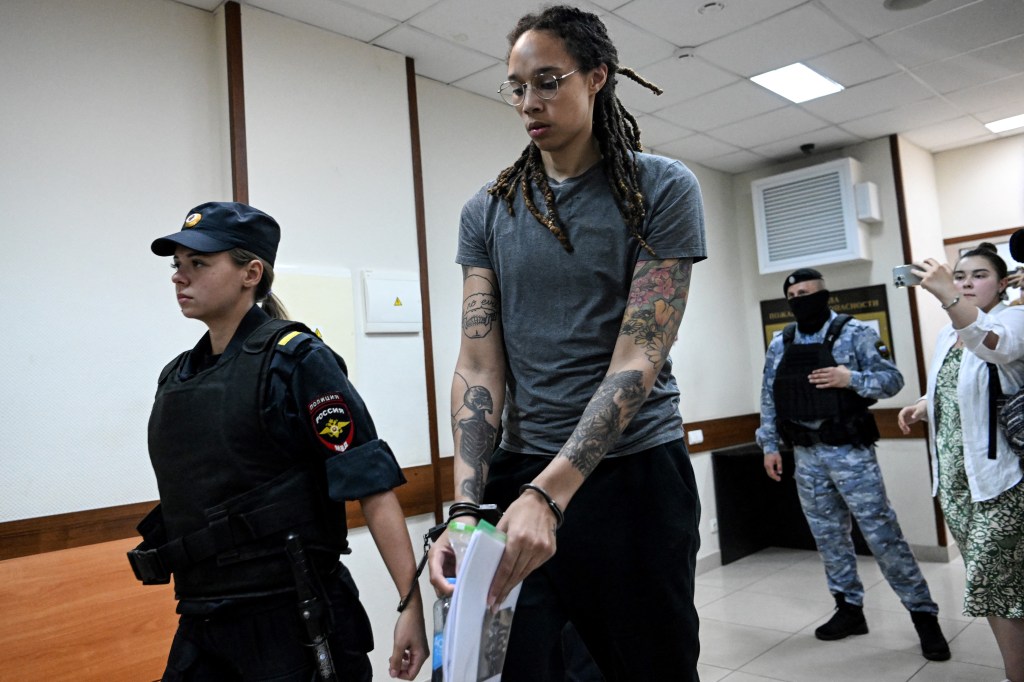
[634,113,693,147]
[872,0,1024,69]
[751,126,866,160]
[708,106,828,149]
[696,4,859,77]
[617,55,739,114]
[655,133,739,162]
[407,0,536,60]
[224,0,1024,173]
[615,0,805,50]
[331,0,439,23]
[805,42,901,88]
[817,0,978,39]
[172,0,221,10]
[694,149,772,174]
[899,116,995,149]
[248,0,397,42]
[373,24,497,83]
[450,62,509,104]
[598,11,677,69]
[841,97,962,139]
[800,72,935,124]
[912,35,1024,94]
[944,73,1024,114]
[655,80,786,131]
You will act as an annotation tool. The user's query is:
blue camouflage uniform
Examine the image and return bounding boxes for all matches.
[756,311,938,613]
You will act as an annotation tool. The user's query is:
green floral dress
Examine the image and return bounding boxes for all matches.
[934,346,1024,618]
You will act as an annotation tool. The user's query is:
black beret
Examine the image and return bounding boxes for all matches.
[783,268,823,295]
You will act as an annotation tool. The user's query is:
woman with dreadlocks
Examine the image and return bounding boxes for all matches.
[428,5,706,681]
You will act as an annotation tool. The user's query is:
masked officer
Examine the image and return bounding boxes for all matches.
[756,268,950,662]
[129,202,427,681]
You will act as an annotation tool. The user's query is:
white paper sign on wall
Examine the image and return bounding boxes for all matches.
[361,270,422,333]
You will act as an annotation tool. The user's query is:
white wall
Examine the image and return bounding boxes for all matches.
[897,137,950,382]
[417,76,525,459]
[241,5,431,468]
[934,135,1024,239]
[0,0,228,521]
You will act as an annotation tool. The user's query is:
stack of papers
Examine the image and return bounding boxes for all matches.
[443,521,522,682]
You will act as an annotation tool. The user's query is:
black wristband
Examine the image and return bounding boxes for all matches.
[518,483,565,530]
[446,502,481,523]
[396,581,419,613]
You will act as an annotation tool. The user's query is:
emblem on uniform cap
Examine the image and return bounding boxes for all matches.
[184,213,202,228]
[788,275,795,285]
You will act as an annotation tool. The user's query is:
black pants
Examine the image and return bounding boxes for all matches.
[484,438,701,682]
[161,565,373,681]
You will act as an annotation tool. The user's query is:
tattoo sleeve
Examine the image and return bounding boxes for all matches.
[619,259,693,366]
[562,370,646,477]
[452,266,503,503]
[452,373,497,502]
[560,259,693,477]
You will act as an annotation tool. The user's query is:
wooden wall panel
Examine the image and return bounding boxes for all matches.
[0,411,917,561]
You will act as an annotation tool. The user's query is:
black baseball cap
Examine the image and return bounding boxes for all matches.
[783,267,823,295]
[151,201,280,266]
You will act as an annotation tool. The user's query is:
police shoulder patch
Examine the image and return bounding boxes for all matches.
[308,393,355,452]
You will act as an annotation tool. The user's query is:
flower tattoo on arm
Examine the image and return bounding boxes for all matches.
[619,259,692,366]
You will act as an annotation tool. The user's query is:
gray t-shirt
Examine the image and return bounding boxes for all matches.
[457,152,706,456]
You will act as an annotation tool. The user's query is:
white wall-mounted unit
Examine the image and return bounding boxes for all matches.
[751,157,870,274]
[362,270,422,334]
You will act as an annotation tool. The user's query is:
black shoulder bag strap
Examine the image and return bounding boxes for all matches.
[987,362,1002,460]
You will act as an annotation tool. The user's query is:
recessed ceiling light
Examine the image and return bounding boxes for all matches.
[750,63,844,103]
[985,113,1024,134]
[697,2,725,15]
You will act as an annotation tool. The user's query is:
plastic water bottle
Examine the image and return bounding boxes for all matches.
[431,520,476,681]
[432,577,456,681]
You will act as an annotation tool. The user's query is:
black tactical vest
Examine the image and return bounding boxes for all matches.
[147,319,348,599]
[773,315,875,423]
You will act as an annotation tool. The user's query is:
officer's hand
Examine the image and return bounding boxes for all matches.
[764,452,783,481]
[488,490,557,611]
[390,598,428,680]
[808,365,851,389]
[898,400,927,435]
[427,529,456,598]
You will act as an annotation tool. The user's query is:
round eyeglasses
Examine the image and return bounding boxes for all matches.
[498,69,580,107]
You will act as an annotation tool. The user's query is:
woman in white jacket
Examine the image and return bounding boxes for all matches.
[899,242,1024,682]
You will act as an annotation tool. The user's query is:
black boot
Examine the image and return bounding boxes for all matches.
[815,594,869,641]
[911,611,951,661]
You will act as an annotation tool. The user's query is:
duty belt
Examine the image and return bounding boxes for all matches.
[128,498,324,585]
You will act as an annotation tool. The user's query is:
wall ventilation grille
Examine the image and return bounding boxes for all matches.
[752,158,869,274]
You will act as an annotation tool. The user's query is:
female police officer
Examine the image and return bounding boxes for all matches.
[131,201,427,681]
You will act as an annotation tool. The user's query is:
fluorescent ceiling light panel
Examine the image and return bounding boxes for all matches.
[750,63,844,103]
[985,114,1024,133]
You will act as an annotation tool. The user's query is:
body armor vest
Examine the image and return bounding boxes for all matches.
[774,315,878,446]
[147,319,347,598]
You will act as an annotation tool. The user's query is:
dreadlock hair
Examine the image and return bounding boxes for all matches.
[228,248,289,319]
[489,5,662,255]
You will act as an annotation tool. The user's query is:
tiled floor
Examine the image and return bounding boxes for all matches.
[696,548,1007,682]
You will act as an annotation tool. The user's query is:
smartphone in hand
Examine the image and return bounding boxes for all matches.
[893,264,923,288]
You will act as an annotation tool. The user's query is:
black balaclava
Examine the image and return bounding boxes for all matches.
[788,289,831,334]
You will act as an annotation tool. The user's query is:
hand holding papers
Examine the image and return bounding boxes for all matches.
[443,521,521,682]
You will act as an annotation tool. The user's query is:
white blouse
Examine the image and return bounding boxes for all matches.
[925,302,1024,501]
